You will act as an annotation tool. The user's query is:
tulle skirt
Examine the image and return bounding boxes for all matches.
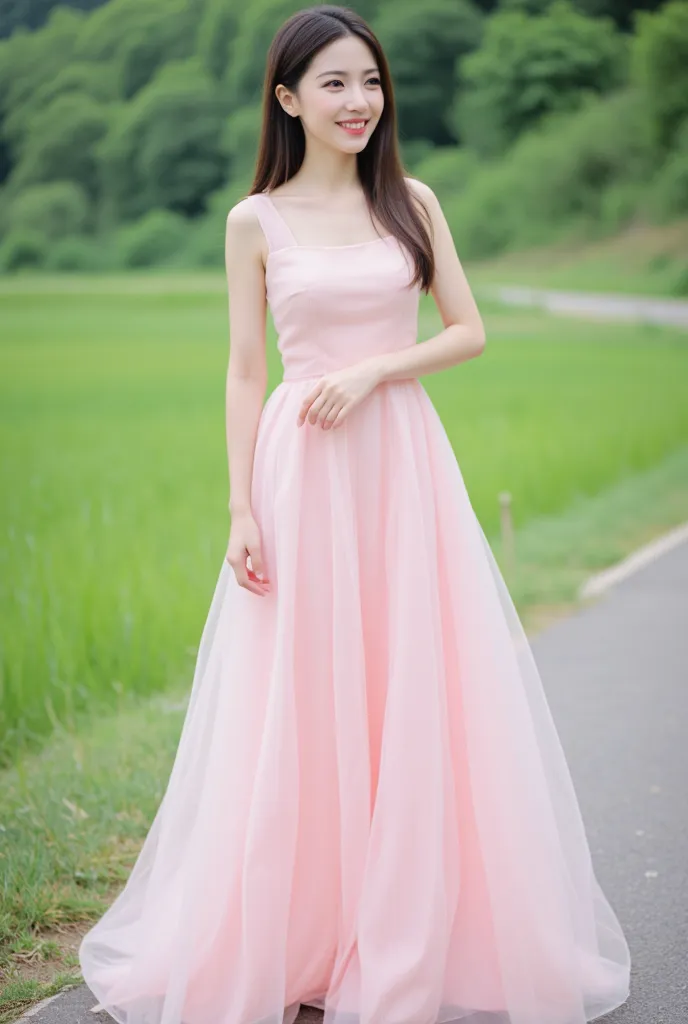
[79,377,631,1024]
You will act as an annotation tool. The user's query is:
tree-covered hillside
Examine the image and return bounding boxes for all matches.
[0,0,109,39]
[0,0,686,278]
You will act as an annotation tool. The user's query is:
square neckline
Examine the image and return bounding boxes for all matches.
[261,191,394,251]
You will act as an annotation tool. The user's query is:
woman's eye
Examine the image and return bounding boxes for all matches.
[325,77,381,88]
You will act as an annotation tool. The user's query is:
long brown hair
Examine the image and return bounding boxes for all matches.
[247,4,435,293]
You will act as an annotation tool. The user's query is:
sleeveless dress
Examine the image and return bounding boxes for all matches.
[78,191,631,1024]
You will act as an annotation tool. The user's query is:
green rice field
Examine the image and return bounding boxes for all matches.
[2,272,687,765]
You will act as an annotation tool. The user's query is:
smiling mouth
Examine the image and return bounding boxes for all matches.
[336,119,369,131]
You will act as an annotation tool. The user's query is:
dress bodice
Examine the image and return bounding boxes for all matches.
[250,192,421,382]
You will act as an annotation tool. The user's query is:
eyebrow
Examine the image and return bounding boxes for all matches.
[316,68,380,78]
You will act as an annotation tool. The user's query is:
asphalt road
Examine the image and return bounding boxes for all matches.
[484,285,688,330]
[17,537,688,1024]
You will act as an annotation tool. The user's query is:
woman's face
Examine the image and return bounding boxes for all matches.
[277,35,384,152]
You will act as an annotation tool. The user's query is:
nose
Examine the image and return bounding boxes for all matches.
[345,84,369,114]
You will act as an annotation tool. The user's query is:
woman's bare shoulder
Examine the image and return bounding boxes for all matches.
[403,175,436,204]
[226,194,261,232]
[225,195,266,267]
[402,175,438,234]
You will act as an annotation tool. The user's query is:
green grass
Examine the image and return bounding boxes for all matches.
[466,218,688,297]
[1,273,687,769]
[494,443,688,629]
[0,683,184,1021]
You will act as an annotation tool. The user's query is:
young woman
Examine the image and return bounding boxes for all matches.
[79,6,631,1024]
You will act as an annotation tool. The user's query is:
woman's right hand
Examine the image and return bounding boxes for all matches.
[225,511,271,597]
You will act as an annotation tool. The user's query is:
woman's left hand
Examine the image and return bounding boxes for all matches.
[296,363,382,430]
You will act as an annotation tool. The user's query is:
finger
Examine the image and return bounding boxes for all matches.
[329,403,350,429]
[227,554,268,596]
[297,399,316,426]
[246,553,269,582]
[315,392,341,426]
[321,401,341,429]
[241,572,268,595]
[307,392,329,425]
[297,383,323,424]
[242,578,268,596]
[232,565,267,596]
[247,569,271,591]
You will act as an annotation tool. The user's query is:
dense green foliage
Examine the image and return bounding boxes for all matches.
[0,0,108,39]
[0,0,686,274]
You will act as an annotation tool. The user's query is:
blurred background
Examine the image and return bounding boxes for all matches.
[1,0,687,1015]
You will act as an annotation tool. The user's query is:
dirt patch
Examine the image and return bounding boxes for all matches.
[0,921,87,990]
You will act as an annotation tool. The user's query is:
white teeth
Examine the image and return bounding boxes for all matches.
[339,121,365,128]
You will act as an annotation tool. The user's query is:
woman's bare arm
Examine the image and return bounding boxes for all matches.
[361,178,486,385]
[224,198,268,518]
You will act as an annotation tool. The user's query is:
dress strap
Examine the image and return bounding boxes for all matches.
[251,193,298,252]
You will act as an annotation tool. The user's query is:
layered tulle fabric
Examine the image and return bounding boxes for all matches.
[78,192,630,1024]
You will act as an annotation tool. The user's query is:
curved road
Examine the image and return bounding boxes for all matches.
[485,285,688,330]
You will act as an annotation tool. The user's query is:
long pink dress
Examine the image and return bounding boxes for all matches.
[78,191,631,1024]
